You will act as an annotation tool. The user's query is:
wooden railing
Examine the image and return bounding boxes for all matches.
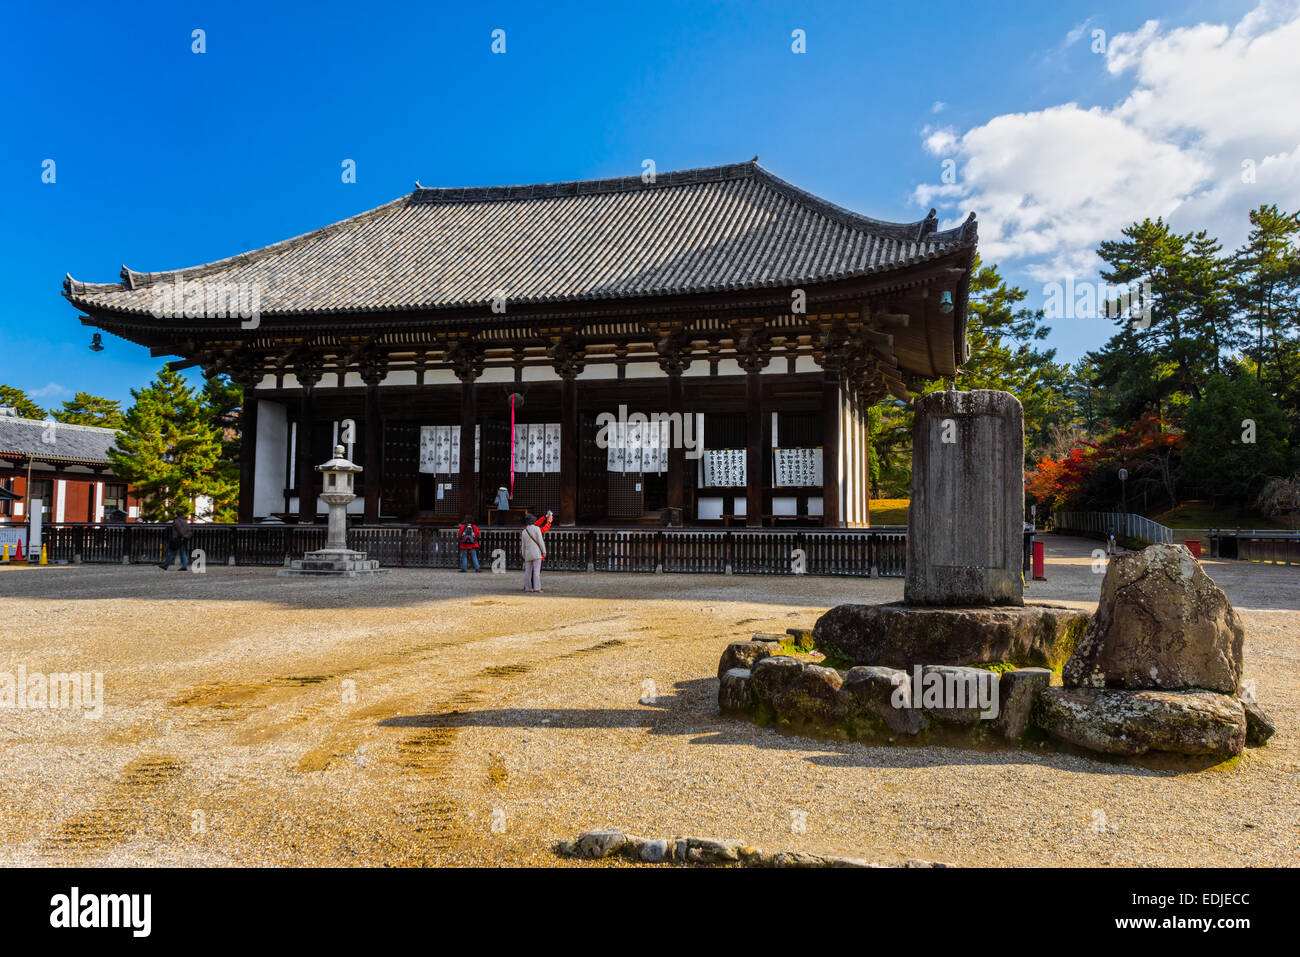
[37,522,916,578]
[1213,531,1300,565]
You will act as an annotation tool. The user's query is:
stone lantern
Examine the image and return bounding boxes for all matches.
[279,444,383,577]
[318,444,362,550]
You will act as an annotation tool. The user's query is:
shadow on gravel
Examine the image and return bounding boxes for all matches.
[379,677,1178,777]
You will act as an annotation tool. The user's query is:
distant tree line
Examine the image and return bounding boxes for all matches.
[874,203,1300,526]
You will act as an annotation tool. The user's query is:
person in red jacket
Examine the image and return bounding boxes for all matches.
[534,510,553,561]
[457,514,481,572]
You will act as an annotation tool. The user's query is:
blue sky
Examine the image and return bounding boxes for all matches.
[3,0,1289,409]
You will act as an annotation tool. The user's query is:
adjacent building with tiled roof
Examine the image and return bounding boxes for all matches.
[0,409,140,525]
[67,161,977,529]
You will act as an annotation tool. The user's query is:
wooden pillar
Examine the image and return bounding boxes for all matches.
[548,333,585,527]
[294,359,321,524]
[560,372,578,525]
[362,374,383,524]
[667,366,685,513]
[447,341,483,520]
[237,394,259,524]
[457,373,478,519]
[745,365,763,527]
[821,367,841,528]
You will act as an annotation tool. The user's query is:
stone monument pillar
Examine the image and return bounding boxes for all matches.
[904,389,1024,607]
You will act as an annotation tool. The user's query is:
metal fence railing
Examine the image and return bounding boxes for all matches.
[1053,511,1175,545]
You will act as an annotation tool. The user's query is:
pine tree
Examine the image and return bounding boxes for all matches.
[1232,204,1300,386]
[953,256,1075,460]
[200,370,243,523]
[51,392,125,428]
[0,385,45,419]
[108,366,236,521]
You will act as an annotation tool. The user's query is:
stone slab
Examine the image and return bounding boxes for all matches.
[905,389,1025,607]
[813,602,1090,669]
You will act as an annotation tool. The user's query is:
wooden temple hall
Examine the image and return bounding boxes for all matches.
[65,161,976,529]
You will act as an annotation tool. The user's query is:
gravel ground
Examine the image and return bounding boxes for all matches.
[0,534,1295,867]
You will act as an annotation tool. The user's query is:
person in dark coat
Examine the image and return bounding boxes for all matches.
[160,514,193,570]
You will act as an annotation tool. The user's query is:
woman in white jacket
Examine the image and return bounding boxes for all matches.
[521,512,546,593]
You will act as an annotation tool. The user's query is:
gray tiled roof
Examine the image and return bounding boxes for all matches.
[65,162,975,317]
[0,414,118,464]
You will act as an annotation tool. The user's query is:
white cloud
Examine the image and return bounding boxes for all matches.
[29,382,70,400]
[913,1,1300,284]
[1063,18,1096,49]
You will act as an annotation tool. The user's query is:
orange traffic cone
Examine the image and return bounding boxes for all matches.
[14,539,23,562]
[39,544,48,565]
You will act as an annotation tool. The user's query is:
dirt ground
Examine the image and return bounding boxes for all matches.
[0,534,1296,867]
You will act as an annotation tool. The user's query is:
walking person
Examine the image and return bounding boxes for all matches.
[521,511,546,593]
[457,514,482,572]
[159,513,192,570]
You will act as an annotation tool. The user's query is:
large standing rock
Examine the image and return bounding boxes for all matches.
[1036,687,1246,757]
[1063,543,1244,693]
[905,389,1025,607]
[813,602,1089,670]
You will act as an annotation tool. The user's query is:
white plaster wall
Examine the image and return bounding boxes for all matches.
[381,370,418,387]
[254,400,289,518]
[422,368,459,386]
[624,362,666,379]
[521,365,561,382]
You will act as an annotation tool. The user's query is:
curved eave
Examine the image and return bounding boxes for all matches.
[0,451,112,467]
[64,238,975,319]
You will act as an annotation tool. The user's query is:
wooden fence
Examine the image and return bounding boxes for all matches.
[37,523,913,578]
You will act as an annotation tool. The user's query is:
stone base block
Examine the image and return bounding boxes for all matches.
[278,548,386,577]
[1036,687,1246,757]
[813,602,1090,670]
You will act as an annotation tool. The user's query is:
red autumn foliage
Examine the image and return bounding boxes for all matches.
[1026,412,1185,512]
